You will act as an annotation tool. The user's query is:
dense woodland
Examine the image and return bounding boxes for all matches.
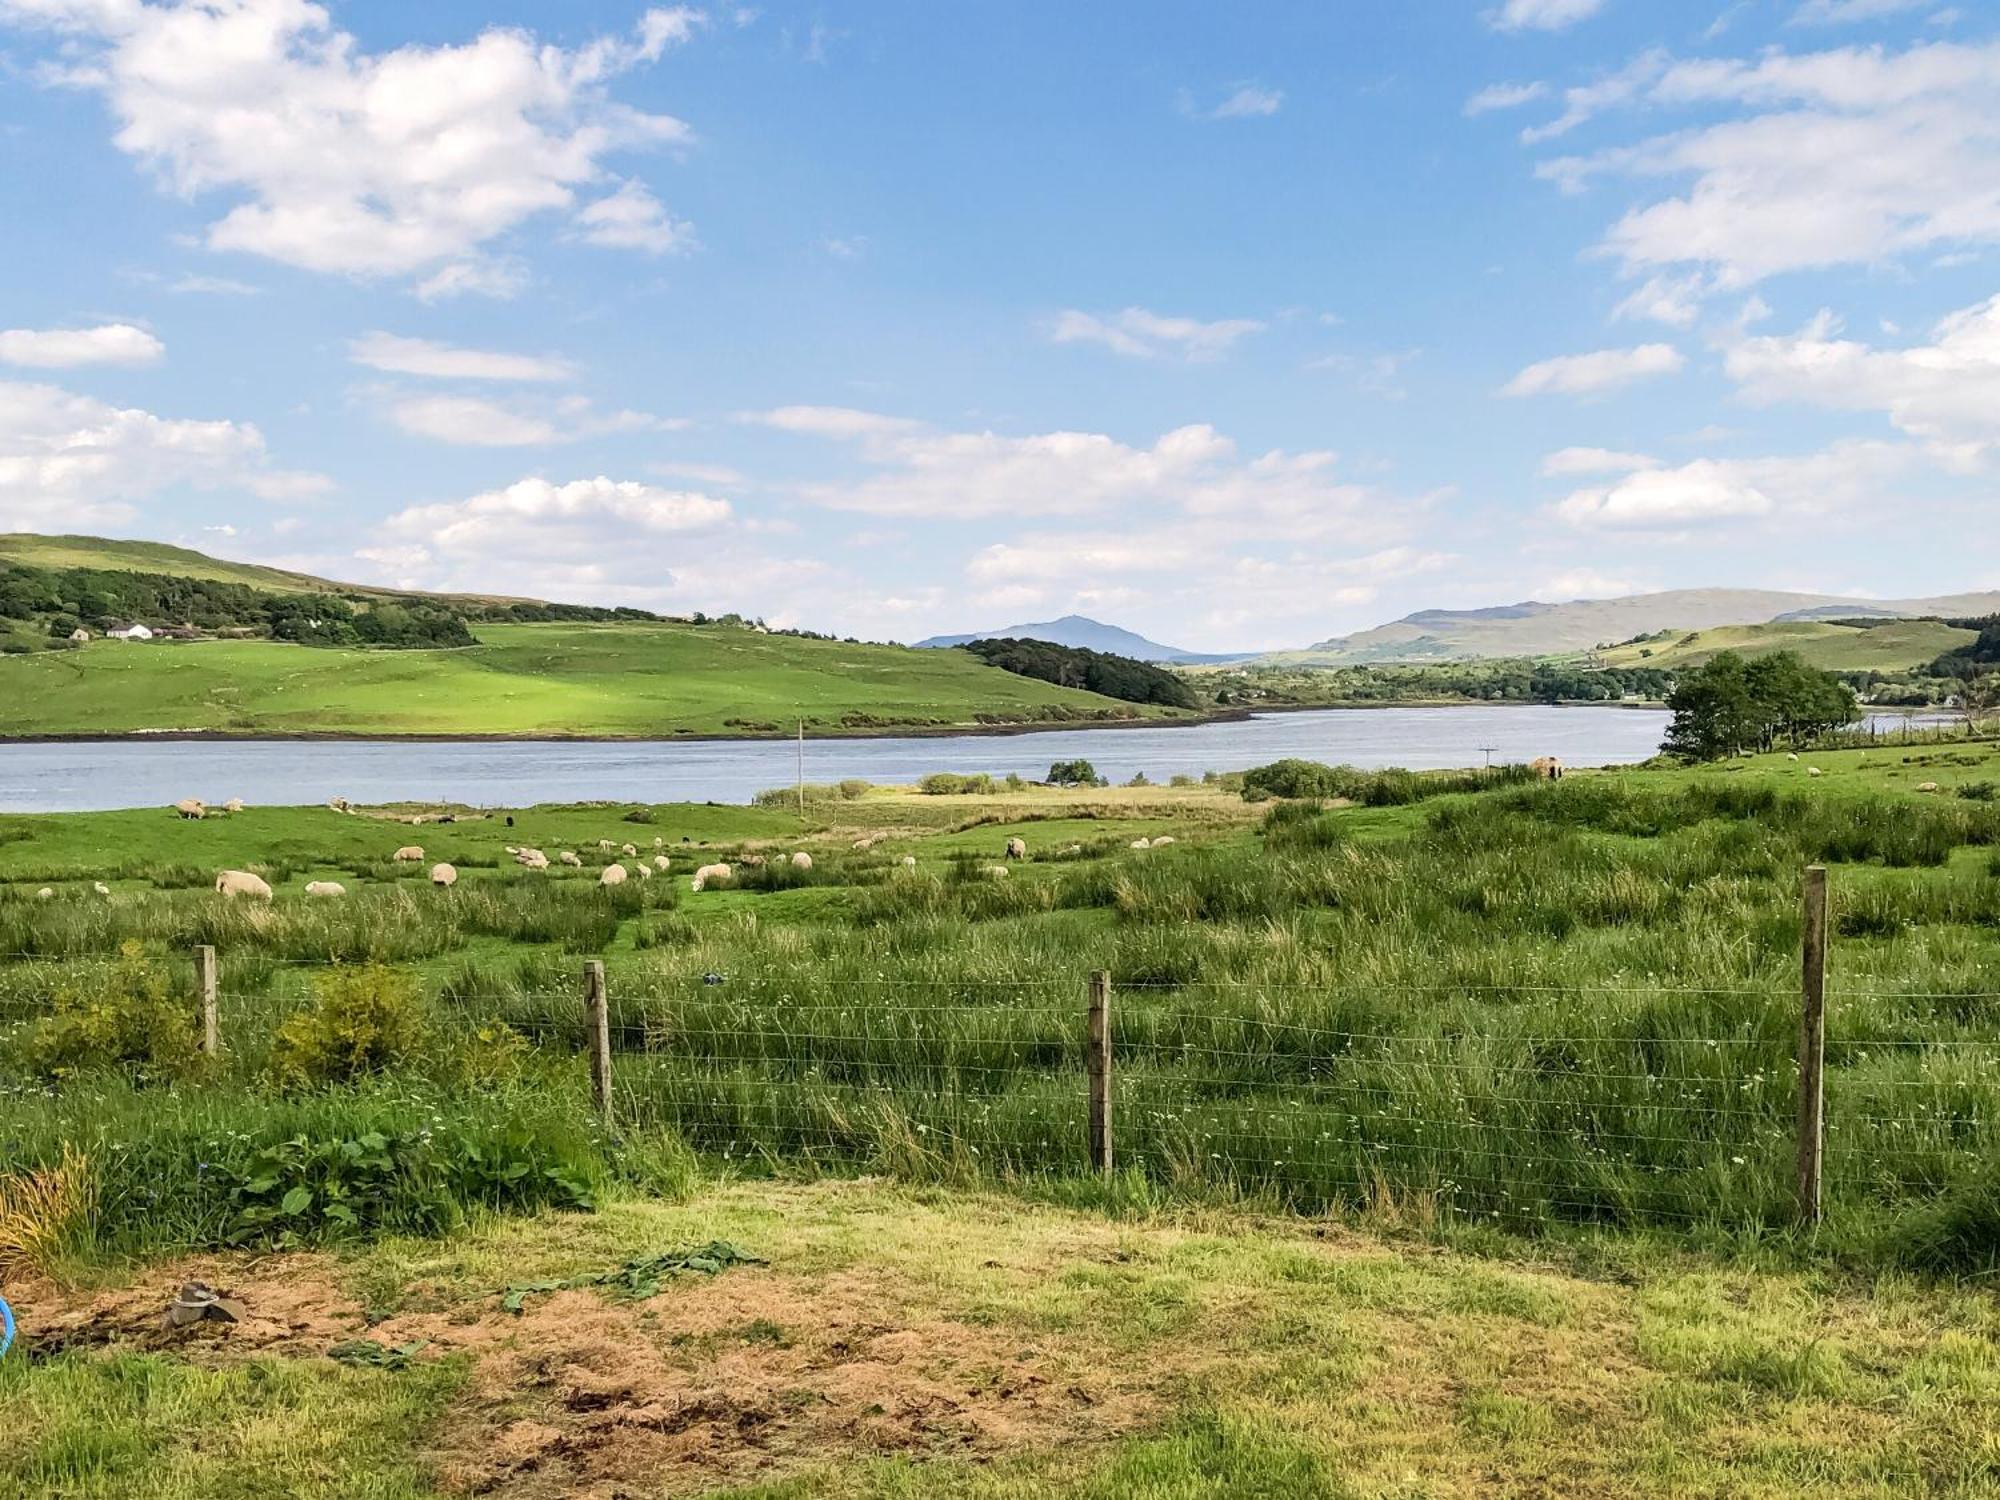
[961,636,1201,708]
[1196,658,1676,708]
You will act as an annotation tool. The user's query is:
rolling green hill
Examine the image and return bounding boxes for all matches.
[1586,618,1978,673]
[0,620,1177,738]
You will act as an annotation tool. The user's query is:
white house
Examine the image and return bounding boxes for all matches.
[67,627,90,642]
[106,623,154,641]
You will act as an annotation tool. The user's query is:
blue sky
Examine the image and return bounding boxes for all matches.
[1,0,1996,651]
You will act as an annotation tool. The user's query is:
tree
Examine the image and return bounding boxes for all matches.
[1047,759,1100,786]
[1663,651,1857,762]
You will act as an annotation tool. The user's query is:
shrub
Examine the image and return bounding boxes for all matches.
[1048,759,1100,786]
[270,965,429,1088]
[18,946,201,1082]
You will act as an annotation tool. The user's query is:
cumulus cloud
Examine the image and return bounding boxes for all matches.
[571,179,696,255]
[1724,294,2000,467]
[0,323,163,368]
[1550,441,1913,530]
[348,333,575,383]
[1611,273,1706,327]
[1534,39,2000,288]
[0,1,701,283]
[1500,344,1685,397]
[0,379,329,531]
[1049,307,1266,361]
[1486,0,1607,34]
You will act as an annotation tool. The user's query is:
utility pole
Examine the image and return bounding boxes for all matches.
[1478,745,1498,767]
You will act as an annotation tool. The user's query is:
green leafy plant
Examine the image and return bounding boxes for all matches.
[18,944,201,1082]
[270,965,428,1088]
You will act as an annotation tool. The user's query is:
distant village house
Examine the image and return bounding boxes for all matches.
[104,621,154,641]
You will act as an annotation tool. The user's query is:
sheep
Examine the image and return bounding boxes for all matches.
[392,846,424,863]
[598,840,614,852]
[791,851,813,870]
[173,798,205,820]
[899,855,917,871]
[215,869,273,900]
[741,853,766,868]
[304,880,346,898]
[621,843,638,857]
[1063,844,1083,856]
[224,798,245,814]
[1005,836,1027,860]
[633,861,652,880]
[430,862,457,888]
[516,848,549,870]
[653,855,670,872]
[690,862,732,892]
[504,845,520,855]
[93,881,111,896]
[1131,837,1152,850]
[1808,767,1824,778]
[1151,835,1176,847]
[559,850,583,867]
[981,864,1011,879]
[1917,781,1941,793]
[328,796,351,813]
[1786,753,1800,763]
[653,837,665,848]
[600,864,628,887]
[36,886,54,900]
[1529,756,1564,781]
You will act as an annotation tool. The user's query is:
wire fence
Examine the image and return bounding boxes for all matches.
[1,866,1994,1234]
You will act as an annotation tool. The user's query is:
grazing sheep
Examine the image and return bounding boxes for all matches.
[1808,767,1824,778]
[1005,836,1027,860]
[224,798,245,814]
[690,862,732,892]
[329,796,352,813]
[851,833,886,851]
[621,843,638,857]
[1917,781,1941,793]
[173,798,205,820]
[791,851,813,870]
[981,864,1010,879]
[742,853,766,868]
[504,845,520,855]
[1131,837,1152,850]
[653,855,670,872]
[93,881,111,896]
[1529,757,1564,781]
[1786,753,1800,762]
[393,846,424,862]
[600,864,628,887]
[559,850,583,867]
[36,887,53,900]
[899,855,917,871]
[598,840,614,852]
[634,861,652,880]
[1151,836,1176,847]
[214,870,273,900]
[653,837,665,848]
[430,863,457,888]
[304,880,346,898]
[516,848,549,870]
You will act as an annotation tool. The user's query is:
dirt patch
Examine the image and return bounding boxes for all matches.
[16,1253,1153,1498]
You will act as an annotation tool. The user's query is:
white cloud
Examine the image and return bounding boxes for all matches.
[378,475,730,556]
[1611,272,1706,327]
[1465,81,1548,115]
[414,259,531,303]
[0,322,163,368]
[0,1,700,283]
[1724,294,2000,466]
[349,332,575,383]
[572,179,695,255]
[381,390,674,447]
[0,379,328,530]
[1050,307,1266,361]
[1200,84,1284,120]
[1539,568,1653,597]
[1791,0,1929,24]
[1487,0,1607,34]
[169,274,260,296]
[1539,446,1659,475]
[1500,344,1685,397]
[1535,39,2000,288]
[1550,441,1912,530]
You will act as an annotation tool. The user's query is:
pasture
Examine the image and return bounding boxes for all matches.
[5,745,2000,1495]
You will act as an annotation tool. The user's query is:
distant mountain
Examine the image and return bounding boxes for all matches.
[916,614,1242,664]
[1288,588,2000,664]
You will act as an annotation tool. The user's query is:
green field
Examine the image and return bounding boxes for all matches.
[7,746,2000,1494]
[0,533,438,599]
[1589,618,1977,673]
[0,620,1178,737]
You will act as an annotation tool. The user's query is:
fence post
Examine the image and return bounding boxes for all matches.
[583,960,614,1128]
[194,945,219,1056]
[1087,969,1112,1177]
[1797,866,1828,1227]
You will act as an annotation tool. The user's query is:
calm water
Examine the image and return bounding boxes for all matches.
[0,706,1671,812]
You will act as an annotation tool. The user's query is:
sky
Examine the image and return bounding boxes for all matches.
[1,0,1997,653]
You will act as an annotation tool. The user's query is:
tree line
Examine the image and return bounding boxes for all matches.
[960,637,1200,708]
[1662,650,1859,761]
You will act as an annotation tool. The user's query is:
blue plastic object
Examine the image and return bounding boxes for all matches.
[0,1293,14,1358]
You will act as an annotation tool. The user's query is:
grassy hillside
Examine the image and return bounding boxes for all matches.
[0,619,1178,737]
[1589,618,1977,672]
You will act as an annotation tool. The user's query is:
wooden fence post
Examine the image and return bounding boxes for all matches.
[194,945,219,1057]
[583,960,614,1128]
[1797,866,1828,1227]
[1087,969,1112,1177]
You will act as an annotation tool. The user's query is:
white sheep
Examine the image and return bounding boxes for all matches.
[215,870,273,900]
[791,851,813,870]
[224,798,245,814]
[1130,837,1152,850]
[653,837,665,848]
[1808,767,1824,778]
[600,863,628,886]
[1917,781,1941,793]
[1786,753,1800,762]
[1005,836,1026,860]
[304,880,346,898]
[981,864,1011,879]
[690,862,732,892]
[328,796,352,813]
[653,855,670,872]
[516,848,550,870]
[1151,835,1176,847]
[597,839,614,852]
[503,845,520,856]
[94,881,111,896]
[899,855,917,871]
[430,862,457,887]
[633,861,652,880]
[621,842,637,857]
[559,850,583,867]
[36,886,54,900]
[173,798,205,820]
[393,845,424,862]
